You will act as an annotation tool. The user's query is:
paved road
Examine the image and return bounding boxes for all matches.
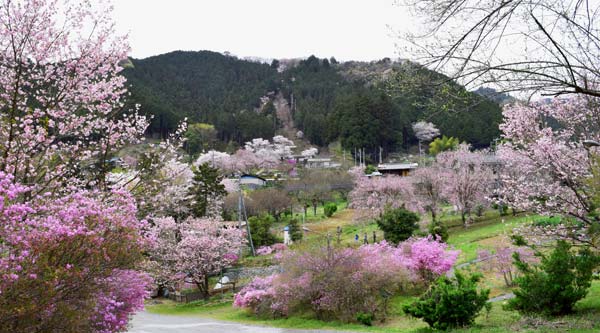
[128,311,351,333]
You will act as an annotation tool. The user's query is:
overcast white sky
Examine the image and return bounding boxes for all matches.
[111,0,414,61]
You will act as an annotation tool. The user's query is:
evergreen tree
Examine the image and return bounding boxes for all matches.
[190,163,227,217]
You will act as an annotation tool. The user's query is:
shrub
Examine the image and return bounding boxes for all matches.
[356,312,373,326]
[288,218,303,241]
[233,275,279,317]
[234,238,461,323]
[323,202,337,217]
[248,214,278,247]
[376,207,420,244]
[427,219,449,242]
[256,246,274,256]
[506,240,600,316]
[236,243,410,322]
[398,236,460,283]
[403,271,490,330]
[364,164,378,175]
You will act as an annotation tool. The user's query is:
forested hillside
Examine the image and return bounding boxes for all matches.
[123,51,503,151]
[124,51,279,142]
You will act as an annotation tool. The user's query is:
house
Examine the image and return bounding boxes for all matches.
[305,158,341,169]
[240,174,267,189]
[377,163,418,176]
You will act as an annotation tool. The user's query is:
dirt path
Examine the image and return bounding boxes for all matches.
[273,92,295,136]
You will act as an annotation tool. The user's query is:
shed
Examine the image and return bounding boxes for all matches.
[377,163,418,176]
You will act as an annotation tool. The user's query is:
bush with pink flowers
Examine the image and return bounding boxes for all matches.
[234,237,459,323]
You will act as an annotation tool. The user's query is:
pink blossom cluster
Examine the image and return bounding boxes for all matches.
[233,274,278,313]
[256,243,287,256]
[396,236,460,282]
[0,0,149,194]
[234,237,459,321]
[498,96,599,225]
[91,270,153,333]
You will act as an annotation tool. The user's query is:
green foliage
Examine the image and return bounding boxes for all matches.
[507,240,600,316]
[364,165,378,175]
[288,218,303,242]
[185,122,217,156]
[190,163,226,217]
[124,51,278,143]
[376,207,420,244]
[429,135,459,155]
[324,202,338,217]
[428,219,449,242]
[531,216,563,227]
[403,271,491,330]
[491,203,509,216]
[356,312,373,326]
[248,214,278,247]
[385,62,502,148]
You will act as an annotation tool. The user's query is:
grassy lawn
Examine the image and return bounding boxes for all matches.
[147,209,600,332]
[447,214,533,264]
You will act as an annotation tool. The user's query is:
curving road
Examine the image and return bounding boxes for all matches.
[128,311,351,333]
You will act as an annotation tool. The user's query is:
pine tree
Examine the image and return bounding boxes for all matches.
[190,163,227,217]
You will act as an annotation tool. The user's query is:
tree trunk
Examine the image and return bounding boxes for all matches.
[197,276,209,300]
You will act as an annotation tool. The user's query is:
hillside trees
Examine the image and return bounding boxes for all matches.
[125,50,279,140]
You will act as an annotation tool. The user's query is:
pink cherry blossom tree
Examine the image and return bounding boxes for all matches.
[437,145,494,227]
[348,167,418,221]
[498,96,599,230]
[410,166,448,222]
[0,1,154,331]
[0,0,148,195]
[149,217,246,299]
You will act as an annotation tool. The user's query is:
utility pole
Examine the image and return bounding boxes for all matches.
[237,175,243,257]
[379,146,383,164]
[238,175,255,256]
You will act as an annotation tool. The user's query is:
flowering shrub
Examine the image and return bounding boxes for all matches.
[256,246,274,256]
[256,244,287,256]
[235,237,459,322]
[0,173,151,332]
[91,270,152,333]
[233,275,279,316]
[398,236,460,283]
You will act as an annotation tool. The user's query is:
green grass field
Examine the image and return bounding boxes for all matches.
[146,206,600,332]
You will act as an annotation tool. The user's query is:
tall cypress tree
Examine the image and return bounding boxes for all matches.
[190,163,227,217]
